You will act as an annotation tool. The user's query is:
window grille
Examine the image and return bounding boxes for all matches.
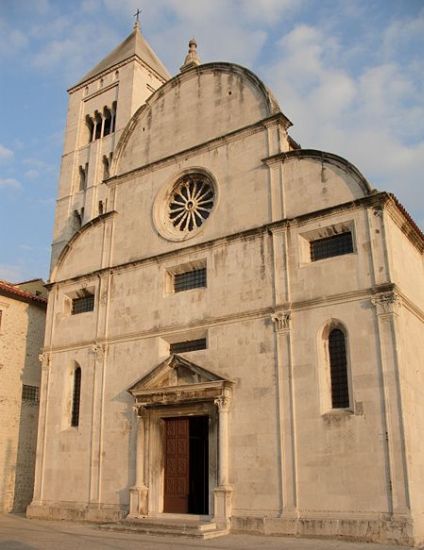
[310,232,353,261]
[170,338,207,354]
[329,329,350,408]
[22,385,39,404]
[174,268,206,292]
[72,294,94,315]
[71,367,81,427]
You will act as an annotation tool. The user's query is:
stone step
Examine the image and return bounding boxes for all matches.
[99,517,229,539]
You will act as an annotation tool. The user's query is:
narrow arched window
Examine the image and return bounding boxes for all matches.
[86,115,94,143]
[111,101,117,133]
[94,112,102,140]
[328,329,349,408]
[102,155,110,179]
[103,107,112,137]
[71,367,81,427]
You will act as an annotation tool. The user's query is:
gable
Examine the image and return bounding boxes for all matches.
[114,63,284,176]
[128,354,233,407]
[280,150,373,218]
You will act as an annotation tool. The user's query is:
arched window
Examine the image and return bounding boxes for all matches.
[79,163,88,191]
[94,112,102,140]
[103,107,112,136]
[102,155,110,179]
[328,328,350,408]
[111,101,117,133]
[72,210,82,232]
[71,367,81,427]
[86,115,94,143]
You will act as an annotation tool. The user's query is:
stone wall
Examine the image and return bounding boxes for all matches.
[0,294,45,512]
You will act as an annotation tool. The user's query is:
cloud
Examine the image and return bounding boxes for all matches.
[238,0,305,25]
[25,169,39,179]
[264,19,424,226]
[0,178,21,189]
[0,264,24,283]
[0,144,13,160]
[0,19,28,58]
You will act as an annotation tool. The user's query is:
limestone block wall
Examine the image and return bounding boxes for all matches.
[0,295,45,512]
[291,300,389,514]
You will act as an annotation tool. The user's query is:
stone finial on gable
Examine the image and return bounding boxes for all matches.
[180,38,201,72]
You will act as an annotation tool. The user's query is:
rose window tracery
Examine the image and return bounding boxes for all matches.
[168,175,215,232]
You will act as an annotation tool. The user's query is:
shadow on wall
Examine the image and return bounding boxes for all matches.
[112,389,137,509]
[12,303,44,512]
[0,542,37,549]
[12,401,39,512]
[1,440,13,512]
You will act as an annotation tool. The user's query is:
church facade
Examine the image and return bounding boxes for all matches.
[28,24,424,545]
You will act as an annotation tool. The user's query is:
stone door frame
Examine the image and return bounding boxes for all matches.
[127,355,234,529]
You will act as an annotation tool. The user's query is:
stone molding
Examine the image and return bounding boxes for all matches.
[271,311,291,333]
[214,395,232,412]
[38,352,51,369]
[89,344,107,360]
[371,292,401,317]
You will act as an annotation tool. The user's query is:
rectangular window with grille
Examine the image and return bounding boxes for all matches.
[310,232,353,261]
[72,294,95,314]
[174,268,207,293]
[22,385,40,404]
[170,338,207,354]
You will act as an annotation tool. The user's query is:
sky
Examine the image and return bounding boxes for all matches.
[0,0,423,282]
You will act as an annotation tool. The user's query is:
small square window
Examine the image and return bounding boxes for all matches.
[72,294,94,314]
[310,232,353,261]
[174,268,206,293]
[22,385,39,404]
[170,338,207,354]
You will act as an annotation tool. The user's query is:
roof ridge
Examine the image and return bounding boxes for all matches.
[72,27,170,88]
[0,280,47,305]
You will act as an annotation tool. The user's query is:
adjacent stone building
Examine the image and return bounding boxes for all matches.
[0,279,47,512]
[28,22,424,545]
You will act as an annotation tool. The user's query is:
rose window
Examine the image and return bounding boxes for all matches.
[168,175,215,232]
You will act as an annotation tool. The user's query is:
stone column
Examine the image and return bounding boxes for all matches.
[28,352,51,510]
[272,312,297,521]
[213,393,233,530]
[372,292,410,515]
[87,344,105,511]
[129,406,149,517]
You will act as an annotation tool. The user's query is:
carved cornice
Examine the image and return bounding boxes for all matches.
[133,405,148,418]
[89,344,107,360]
[214,395,232,412]
[271,311,291,333]
[371,292,401,317]
[38,352,51,369]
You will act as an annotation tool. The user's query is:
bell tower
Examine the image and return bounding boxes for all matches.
[50,21,170,271]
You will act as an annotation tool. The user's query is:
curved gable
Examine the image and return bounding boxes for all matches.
[114,63,283,176]
[52,212,115,282]
[281,150,373,218]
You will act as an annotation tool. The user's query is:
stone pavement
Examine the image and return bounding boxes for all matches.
[0,514,411,550]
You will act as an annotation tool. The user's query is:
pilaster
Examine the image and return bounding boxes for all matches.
[271,311,297,517]
[31,351,51,504]
[371,291,409,515]
[88,344,107,506]
[129,406,149,517]
[213,393,233,530]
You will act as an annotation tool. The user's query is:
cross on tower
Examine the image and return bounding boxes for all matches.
[133,8,142,28]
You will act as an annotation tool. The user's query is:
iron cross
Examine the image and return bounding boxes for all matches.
[133,8,142,24]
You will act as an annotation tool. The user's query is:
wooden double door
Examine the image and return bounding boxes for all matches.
[163,416,209,514]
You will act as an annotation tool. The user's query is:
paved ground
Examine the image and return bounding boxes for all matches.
[0,514,412,550]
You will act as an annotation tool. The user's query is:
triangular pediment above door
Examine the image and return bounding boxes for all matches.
[128,354,233,406]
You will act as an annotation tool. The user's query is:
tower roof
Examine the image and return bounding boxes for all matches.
[73,26,171,88]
